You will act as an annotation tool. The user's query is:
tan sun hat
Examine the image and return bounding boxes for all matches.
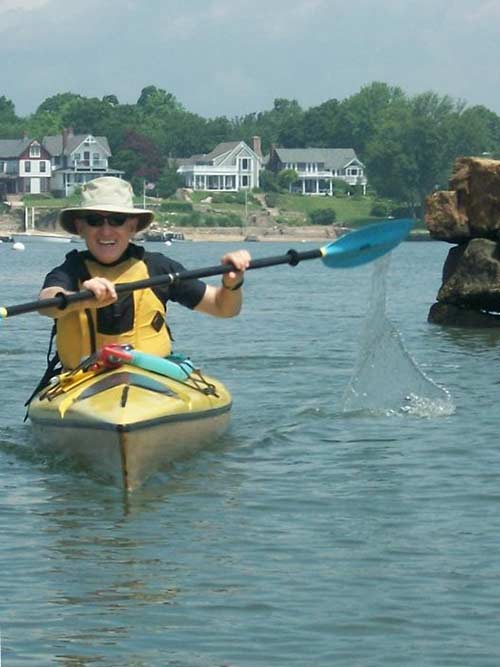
[59,176,154,234]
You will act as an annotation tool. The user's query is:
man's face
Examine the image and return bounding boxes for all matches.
[75,212,138,264]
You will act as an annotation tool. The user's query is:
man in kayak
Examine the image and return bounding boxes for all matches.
[38,176,250,370]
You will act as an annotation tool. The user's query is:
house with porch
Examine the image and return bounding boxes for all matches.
[267,146,367,195]
[42,128,123,196]
[0,138,52,195]
[176,137,263,192]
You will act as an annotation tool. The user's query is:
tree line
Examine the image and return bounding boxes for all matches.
[1,82,500,212]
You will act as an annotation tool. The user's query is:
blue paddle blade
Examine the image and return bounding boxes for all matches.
[321,219,414,268]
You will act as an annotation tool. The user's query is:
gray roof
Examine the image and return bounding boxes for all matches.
[179,141,247,166]
[205,141,241,160]
[42,134,111,156]
[0,138,32,158]
[274,147,363,169]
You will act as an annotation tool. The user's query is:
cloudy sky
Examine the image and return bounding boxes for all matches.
[2,0,500,119]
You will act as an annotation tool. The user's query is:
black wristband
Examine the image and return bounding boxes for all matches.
[222,275,244,291]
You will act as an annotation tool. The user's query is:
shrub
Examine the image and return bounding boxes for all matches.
[278,169,298,191]
[332,178,349,195]
[309,208,336,225]
[168,211,243,228]
[159,200,193,213]
[265,192,279,208]
[260,169,279,192]
[370,201,390,217]
[211,192,248,205]
[391,205,422,219]
[174,211,202,226]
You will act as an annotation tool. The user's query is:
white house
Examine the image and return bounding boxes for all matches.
[267,146,367,195]
[42,128,123,196]
[176,137,263,192]
[0,138,52,195]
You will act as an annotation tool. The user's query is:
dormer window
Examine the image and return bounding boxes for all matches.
[29,143,41,158]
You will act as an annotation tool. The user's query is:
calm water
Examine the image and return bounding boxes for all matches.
[1,239,500,666]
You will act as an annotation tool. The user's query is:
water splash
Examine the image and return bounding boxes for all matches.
[342,255,454,417]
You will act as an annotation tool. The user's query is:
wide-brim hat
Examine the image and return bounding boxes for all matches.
[58,176,154,235]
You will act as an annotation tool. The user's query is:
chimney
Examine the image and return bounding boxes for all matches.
[252,135,262,158]
[62,127,69,152]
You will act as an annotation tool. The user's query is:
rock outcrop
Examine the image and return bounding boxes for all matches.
[426,157,500,326]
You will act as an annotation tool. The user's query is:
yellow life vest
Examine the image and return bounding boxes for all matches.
[56,256,171,369]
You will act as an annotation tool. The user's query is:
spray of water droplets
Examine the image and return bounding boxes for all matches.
[341,255,454,417]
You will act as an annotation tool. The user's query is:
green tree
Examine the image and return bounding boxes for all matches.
[36,92,84,117]
[259,169,279,192]
[0,95,21,137]
[156,163,184,198]
[248,98,305,148]
[25,110,62,138]
[102,94,119,107]
[0,96,17,122]
[448,105,500,158]
[309,208,336,225]
[335,82,406,153]
[303,98,340,146]
[111,148,142,180]
[137,86,184,115]
[61,96,115,134]
[365,92,459,214]
[277,168,298,191]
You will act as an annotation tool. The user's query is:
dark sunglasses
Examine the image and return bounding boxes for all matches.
[82,213,129,227]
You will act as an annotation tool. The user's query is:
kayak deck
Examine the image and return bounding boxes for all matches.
[28,361,232,490]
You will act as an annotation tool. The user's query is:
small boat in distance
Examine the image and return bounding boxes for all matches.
[12,232,72,243]
[141,230,186,242]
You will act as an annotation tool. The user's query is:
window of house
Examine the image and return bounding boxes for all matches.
[24,161,31,172]
[29,144,41,158]
[241,175,249,187]
[40,161,46,173]
[240,158,250,171]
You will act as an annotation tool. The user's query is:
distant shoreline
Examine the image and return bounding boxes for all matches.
[0,220,431,244]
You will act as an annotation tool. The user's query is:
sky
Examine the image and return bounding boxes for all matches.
[1,0,500,119]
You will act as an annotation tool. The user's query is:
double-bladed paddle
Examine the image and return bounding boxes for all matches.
[0,219,413,320]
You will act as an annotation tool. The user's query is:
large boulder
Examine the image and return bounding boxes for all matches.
[425,157,500,242]
[425,190,469,242]
[425,157,500,326]
[437,238,500,311]
[428,302,500,327]
[450,157,500,238]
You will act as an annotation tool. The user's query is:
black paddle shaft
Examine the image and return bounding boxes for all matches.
[2,247,323,318]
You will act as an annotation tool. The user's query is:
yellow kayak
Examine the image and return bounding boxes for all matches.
[28,347,232,491]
